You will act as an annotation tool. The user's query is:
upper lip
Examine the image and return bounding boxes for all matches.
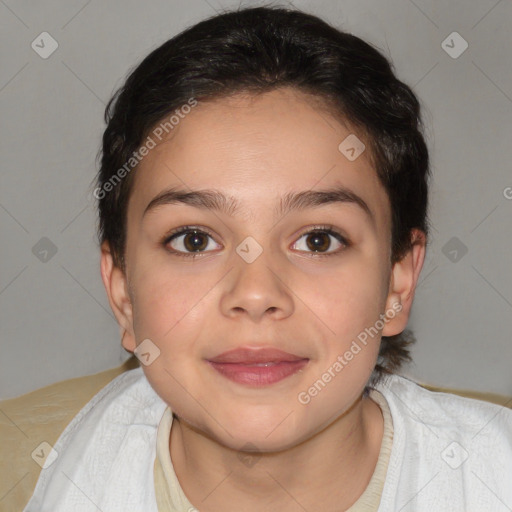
[207,347,308,364]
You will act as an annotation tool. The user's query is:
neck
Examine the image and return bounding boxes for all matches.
[169,394,384,512]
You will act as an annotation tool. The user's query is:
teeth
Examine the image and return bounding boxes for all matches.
[248,362,278,367]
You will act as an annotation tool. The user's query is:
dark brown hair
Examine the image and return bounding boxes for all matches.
[93,4,431,384]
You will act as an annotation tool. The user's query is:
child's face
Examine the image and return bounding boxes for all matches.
[104,87,411,451]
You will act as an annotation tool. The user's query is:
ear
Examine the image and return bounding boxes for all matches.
[382,229,426,336]
[100,241,136,352]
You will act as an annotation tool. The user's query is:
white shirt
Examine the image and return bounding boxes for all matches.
[24,367,512,512]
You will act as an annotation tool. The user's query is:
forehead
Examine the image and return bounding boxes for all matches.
[127,87,390,226]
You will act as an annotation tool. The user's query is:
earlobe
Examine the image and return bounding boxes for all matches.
[100,242,137,352]
[382,230,426,337]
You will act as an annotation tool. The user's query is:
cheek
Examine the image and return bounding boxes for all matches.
[130,265,214,407]
[295,264,385,416]
[132,267,210,342]
[308,256,387,341]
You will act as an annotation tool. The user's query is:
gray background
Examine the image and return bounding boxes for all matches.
[1,0,511,400]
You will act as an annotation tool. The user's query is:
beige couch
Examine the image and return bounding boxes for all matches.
[1,355,510,512]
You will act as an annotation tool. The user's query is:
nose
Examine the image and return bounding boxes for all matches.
[220,246,294,323]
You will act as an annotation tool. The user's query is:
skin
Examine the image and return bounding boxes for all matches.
[101,87,426,511]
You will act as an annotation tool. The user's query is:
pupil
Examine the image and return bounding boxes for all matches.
[185,231,207,251]
[307,232,329,252]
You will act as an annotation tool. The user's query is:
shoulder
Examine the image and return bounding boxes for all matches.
[0,359,149,512]
[373,375,512,511]
[375,374,512,439]
[22,364,165,511]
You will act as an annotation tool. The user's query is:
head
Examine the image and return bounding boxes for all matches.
[95,5,429,450]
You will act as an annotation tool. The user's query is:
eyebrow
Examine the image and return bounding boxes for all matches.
[143,185,374,223]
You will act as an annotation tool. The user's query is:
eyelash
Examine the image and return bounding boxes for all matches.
[161,224,350,260]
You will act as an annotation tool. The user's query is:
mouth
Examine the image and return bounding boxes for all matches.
[206,347,309,387]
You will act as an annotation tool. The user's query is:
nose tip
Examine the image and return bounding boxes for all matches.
[221,255,294,322]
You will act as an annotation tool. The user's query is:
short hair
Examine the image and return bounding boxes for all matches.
[94,5,431,384]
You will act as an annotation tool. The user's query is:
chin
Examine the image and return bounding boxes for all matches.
[224,429,302,454]
[212,409,305,450]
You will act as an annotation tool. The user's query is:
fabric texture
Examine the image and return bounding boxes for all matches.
[0,358,138,512]
[13,365,512,511]
[22,367,165,512]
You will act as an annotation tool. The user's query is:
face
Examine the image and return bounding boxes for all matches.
[103,87,414,452]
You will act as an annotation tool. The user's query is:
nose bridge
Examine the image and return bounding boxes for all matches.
[221,235,293,320]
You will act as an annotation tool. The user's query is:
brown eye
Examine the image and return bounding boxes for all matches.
[166,229,219,255]
[183,231,209,252]
[305,232,331,252]
[292,228,348,255]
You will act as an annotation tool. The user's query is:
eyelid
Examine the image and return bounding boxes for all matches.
[162,224,350,258]
[296,224,347,241]
[292,224,350,257]
[162,225,221,259]
[163,224,217,242]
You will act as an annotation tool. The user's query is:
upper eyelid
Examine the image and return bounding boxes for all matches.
[165,225,218,242]
[165,225,345,239]
[164,225,348,248]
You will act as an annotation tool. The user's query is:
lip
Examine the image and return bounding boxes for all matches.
[207,347,306,364]
[206,347,309,387]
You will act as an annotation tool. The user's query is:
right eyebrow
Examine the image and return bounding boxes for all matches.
[143,187,241,218]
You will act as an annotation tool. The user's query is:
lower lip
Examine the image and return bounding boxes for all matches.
[206,359,309,387]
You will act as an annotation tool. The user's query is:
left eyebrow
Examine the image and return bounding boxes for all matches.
[143,185,374,223]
